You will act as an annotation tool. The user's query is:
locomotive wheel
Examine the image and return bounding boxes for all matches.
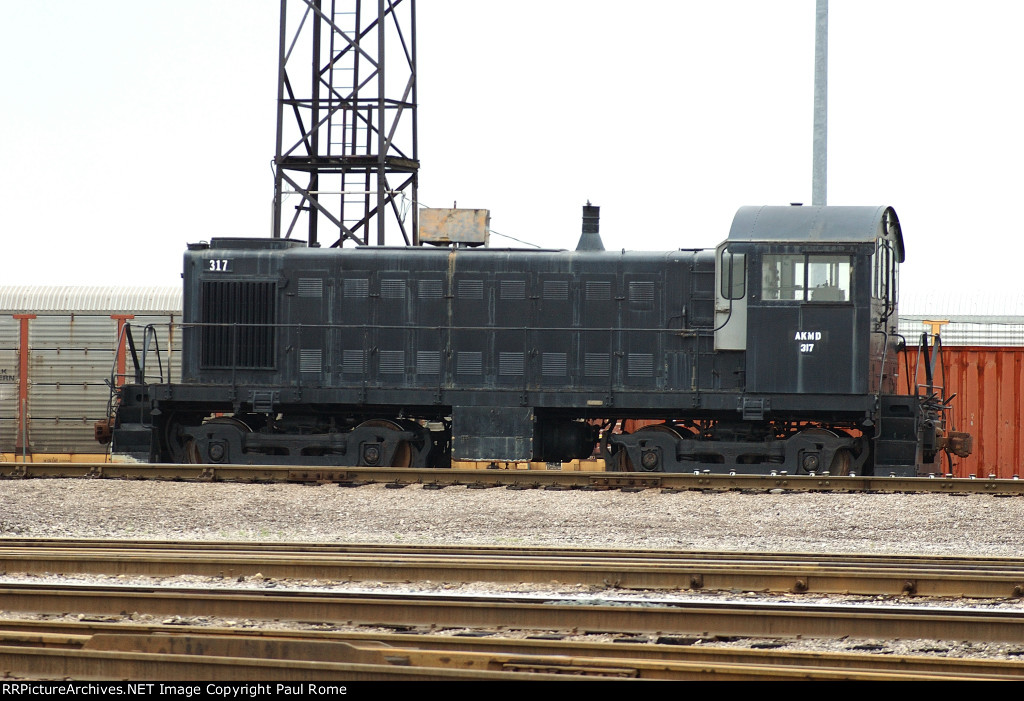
[187,416,254,464]
[182,438,201,465]
[830,448,852,476]
[161,413,203,464]
[794,428,852,475]
[624,424,690,472]
[205,416,256,431]
[354,419,414,468]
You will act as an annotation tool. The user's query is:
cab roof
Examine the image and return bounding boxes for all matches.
[727,205,905,262]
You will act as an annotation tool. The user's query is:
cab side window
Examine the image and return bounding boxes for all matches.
[720,251,746,300]
[873,239,898,307]
[763,254,851,302]
[762,254,804,300]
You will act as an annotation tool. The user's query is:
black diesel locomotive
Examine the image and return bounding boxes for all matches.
[109,205,971,475]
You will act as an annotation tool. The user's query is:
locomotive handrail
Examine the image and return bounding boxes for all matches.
[180,321,712,334]
[103,322,143,427]
[892,333,912,396]
[101,322,133,458]
[872,329,890,395]
[102,322,155,447]
[138,324,165,385]
[871,328,891,466]
[914,333,946,402]
[126,323,141,384]
[107,321,167,388]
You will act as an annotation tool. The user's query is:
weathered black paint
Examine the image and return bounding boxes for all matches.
[111,206,955,476]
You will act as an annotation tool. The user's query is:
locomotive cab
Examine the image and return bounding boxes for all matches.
[721,205,902,398]
[705,205,947,476]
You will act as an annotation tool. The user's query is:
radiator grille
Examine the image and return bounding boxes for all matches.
[297,278,323,298]
[416,350,441,374]
[299,349,322,374]
[500,279,526,300]
[343,278,369,297]
[585,280,611,300]
[200,280,276,370]
[342,350,366,375]
[499,352,525,376]
[584,353,610,377]
[418,279,444,299]
[628,353,654,376]
[629,281,655,307]
[457,351,483,375]
[381,279,406,299]
[458,280,484,300]
[542,352,568,377]
[379,350,406,374]
[543,280,569,300]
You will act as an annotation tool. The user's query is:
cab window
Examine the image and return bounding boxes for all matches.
[762,254,851,302]
[720,250,746,300]
[873,239,898,305]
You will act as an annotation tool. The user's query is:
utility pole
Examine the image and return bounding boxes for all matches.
[812,0,828,206]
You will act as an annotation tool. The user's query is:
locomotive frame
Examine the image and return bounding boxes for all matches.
[108,205,970,476]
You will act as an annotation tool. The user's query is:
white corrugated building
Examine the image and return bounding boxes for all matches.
[0,286,181,456]
[899,290,1024,346]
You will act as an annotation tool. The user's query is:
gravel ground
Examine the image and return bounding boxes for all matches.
[2,479,1024,662]
[0,479,1022,554]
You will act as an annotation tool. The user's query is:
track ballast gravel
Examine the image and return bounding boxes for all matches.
[0,479,1020,555]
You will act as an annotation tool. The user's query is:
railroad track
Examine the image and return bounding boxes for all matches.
[2,582,1024,644]
[4,541,1024,679]
[3,539,1024,598]
[1,619,1021,681]
[2,462,1022,494]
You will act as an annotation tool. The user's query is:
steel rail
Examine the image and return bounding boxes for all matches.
[8,619,1024,677]
[3,583,1024,644]
[1,462,1022,494]
[0,621,1021,681]
[3,540,1024,598]
[0,645,597,682]
[4,537,1022,569]
[3,618,1023,677]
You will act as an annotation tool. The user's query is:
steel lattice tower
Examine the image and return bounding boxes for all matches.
[272,0,418,247]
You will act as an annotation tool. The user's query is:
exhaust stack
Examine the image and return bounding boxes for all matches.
[575,202,605,251]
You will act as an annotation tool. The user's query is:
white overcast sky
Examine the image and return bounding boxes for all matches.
[1,1,1022,305]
